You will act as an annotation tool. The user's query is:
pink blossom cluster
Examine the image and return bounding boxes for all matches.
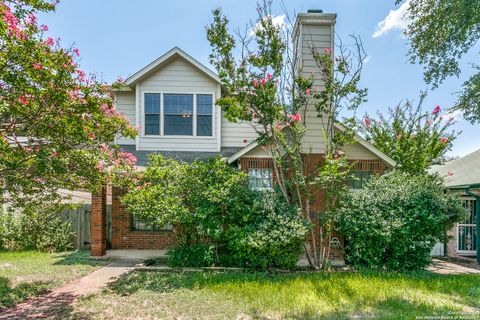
[1,5,23,39]
[253,73,273,87]
[432,105,441,115]
[117,151,137,166]
[363,116,371,128]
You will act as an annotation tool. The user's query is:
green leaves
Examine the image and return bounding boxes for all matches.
[337,172,466,271]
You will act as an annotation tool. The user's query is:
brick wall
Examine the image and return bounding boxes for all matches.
[91,187,107,256]
[110,187,176,250]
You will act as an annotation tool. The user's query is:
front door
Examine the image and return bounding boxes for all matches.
[457,198,477,255]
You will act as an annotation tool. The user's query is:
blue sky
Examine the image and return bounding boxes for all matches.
[39,0,479,157]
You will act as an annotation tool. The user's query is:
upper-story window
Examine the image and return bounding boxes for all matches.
[164,94,193,136]
[144,93,213,137]
[196,94,213,136]
[144,93,161,135]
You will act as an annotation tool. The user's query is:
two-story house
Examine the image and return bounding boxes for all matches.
[90,11,397,257]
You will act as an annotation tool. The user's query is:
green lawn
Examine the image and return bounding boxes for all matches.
[0,250,109,308]
[72,269,480,320]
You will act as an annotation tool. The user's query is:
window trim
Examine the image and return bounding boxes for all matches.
[248,168,274,190]
[141,91,215,139]
[143,93,161,136]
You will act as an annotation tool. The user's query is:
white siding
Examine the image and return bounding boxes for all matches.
[343,142,378,160]
[221,118,258,148]
[115,92,136,145]
[136,57,222,152]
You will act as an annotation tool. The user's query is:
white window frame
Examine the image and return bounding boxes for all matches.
[141,91,216,139]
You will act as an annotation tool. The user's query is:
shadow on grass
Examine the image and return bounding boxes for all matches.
[52,250,109,267]
[0,276,51,309]
[105,269,480,319]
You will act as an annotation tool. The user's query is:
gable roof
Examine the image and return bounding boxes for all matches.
[125,47,220,87]
[227,123,397,167]
[429,149,480,189]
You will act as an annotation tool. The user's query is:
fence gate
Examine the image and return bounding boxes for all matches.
[458,198,477,255]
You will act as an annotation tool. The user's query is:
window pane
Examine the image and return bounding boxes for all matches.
[197,115,212,136]
[145,93,160,113]
[164,94,193,135]
[248,169,273,189]
[164,115,193,135]
[145,114,160,135]
[348,170,372,189]
[196,95,213,136]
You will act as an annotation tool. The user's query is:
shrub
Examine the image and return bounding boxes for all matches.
[336,172,466,271]
[122,155,310,269]
[0,203,74,252]
[225,192,310,269]
[167,244,216,268]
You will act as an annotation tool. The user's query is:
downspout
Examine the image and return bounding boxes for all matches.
[464,188,480,263]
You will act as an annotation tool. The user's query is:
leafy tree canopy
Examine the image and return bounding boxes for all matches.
[400,0,480,123]
[358,95,458,174]
[0,0,138,206]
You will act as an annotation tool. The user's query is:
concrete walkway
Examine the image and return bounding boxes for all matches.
[427,258,480,275]
[0,259,140,319]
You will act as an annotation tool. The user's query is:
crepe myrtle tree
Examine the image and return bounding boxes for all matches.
[358,94,458,175]
[206,0,367,269]
[0,0,138,208]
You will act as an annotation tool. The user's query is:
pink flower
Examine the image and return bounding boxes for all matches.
[440,137,448,144]
[26,13,37,26]
[253,79,258,87]
[96,160,105,172]
[73,48,80,57]
[432,105,441,115]
[447,171,454,176]
[275,124,283,131]
[363,116,371,128]
[266,73,272,81]
[285,122,291,127]
[261,78,266,86]
[324,47,333,54]
[306,88,311,95]
[33,63,43,70]
[45,37,54,46]
[288,113,301,122]
[51,151,58,158]
[426,119,433,126]
[18,96,28,106]
[40,24,48,31]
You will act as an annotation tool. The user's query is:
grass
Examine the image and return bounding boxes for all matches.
[72,269,480,320]
[0,250,109,308]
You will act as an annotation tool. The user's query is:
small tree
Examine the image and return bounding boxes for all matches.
[358,95,458,174]
[337,172,466,271]
[0,1,137,208]
[206,1,367,268]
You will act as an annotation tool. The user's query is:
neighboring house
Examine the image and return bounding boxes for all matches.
[429,149,480,262]
[90,11,397,257]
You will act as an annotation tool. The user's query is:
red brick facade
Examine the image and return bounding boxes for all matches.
[110,187,176,250]
[91,187,107,256]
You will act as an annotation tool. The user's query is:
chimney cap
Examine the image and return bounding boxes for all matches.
[307,9,323,13]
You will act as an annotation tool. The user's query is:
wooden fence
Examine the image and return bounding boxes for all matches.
[60,204,111,250]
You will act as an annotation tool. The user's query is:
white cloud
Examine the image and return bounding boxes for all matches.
[372,1,410,38]
[250,15,286,36]
[443,109,464,123]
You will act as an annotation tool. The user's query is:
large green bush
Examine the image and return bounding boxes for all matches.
[336,172,466,271]
[0,203,74,252]
[122,155,310,269]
